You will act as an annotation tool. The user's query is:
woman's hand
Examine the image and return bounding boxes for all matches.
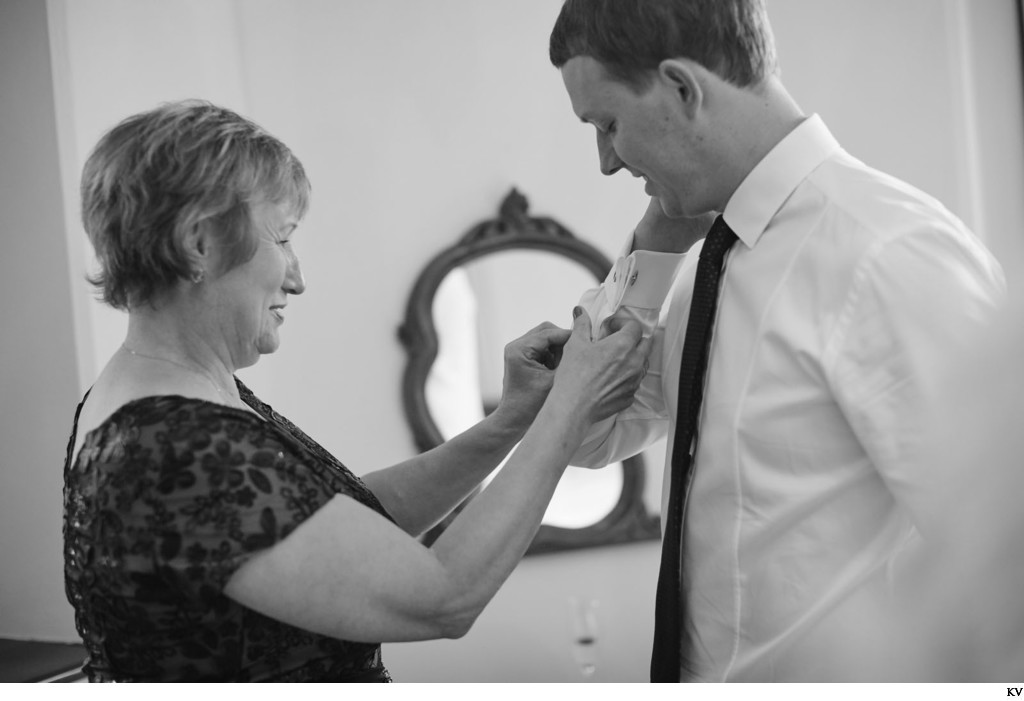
[494,322,572,429]
[550,307,652,424]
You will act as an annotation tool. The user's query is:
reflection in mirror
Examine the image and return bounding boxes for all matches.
[399,187,660,555]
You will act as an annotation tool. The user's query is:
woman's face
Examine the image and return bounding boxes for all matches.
[206,200,305,369]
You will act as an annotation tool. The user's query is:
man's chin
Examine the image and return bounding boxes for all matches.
[657,196,716,221]
[655,196,686,218]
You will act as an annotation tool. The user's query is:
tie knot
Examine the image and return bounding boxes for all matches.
[701,215,738,265]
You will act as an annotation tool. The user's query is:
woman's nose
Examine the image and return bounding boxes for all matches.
[285,255,306,295]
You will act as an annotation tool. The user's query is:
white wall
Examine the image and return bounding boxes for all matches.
[770,0,1024,278]
[0,0,83,642]
[2,0,1021,682]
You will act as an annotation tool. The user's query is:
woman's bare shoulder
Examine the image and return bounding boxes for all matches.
[71,356,224,464]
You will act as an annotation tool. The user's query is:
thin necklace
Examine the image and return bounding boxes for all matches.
[120,343,236,402]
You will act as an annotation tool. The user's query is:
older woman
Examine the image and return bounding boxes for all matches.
[63,100,649,682]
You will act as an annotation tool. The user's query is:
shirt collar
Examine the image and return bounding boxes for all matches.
[722,114,842,248]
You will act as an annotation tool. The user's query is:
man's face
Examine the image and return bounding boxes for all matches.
[561,56,710,217]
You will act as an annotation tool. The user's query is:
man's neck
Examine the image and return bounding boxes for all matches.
[709,75,806,210]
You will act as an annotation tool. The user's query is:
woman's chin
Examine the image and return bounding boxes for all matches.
[246,334,280,364]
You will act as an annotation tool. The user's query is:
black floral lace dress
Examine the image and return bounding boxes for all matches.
[63,379,395,682]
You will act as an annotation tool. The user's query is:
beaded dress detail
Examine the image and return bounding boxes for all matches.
[63,379,394,682]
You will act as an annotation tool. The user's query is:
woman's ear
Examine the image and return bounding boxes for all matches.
[658,59,703,119]
[181,220,215,278]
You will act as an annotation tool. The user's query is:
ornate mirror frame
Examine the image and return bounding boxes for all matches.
[398,187,660,555]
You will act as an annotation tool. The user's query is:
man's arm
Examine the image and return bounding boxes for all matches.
[572,199,713,467]
[826,225,1007,536]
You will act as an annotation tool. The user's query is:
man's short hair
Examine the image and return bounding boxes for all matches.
[549,0,778,90]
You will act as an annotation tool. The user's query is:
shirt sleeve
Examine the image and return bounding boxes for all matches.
[571,240,689,468]
[824,226,1007,535]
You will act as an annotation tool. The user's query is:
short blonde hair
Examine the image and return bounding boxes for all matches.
[81,100,311,309]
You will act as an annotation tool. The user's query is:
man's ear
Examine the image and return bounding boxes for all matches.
[658,59,703,118]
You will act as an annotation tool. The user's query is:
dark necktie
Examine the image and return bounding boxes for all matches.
[650,215,737,682]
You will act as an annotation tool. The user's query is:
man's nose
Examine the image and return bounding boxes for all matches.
[597,131,624,176]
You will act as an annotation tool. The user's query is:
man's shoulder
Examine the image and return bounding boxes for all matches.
[804,154,973,246]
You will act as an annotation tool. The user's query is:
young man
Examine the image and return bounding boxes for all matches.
[550,0,1006,681]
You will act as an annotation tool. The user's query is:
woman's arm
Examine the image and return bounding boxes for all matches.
[224,310,650,643]
[362,323,570,536]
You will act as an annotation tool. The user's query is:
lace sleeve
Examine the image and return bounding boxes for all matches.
[121,402,344,594]
[66,393,393,681]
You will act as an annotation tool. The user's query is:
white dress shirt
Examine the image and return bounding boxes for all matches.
[574,115,1006,681]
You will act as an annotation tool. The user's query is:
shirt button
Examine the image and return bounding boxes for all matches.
[629,272,638,286]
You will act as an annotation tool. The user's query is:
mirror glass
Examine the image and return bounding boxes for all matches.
[426,252,626,528]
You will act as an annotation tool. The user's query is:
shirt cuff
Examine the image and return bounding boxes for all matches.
[617,250,686,309]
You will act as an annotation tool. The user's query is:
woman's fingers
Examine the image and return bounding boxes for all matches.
[605,318,643,347]
[549,313,652,422]
[506,322,572,370]
[570,305,593,341]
